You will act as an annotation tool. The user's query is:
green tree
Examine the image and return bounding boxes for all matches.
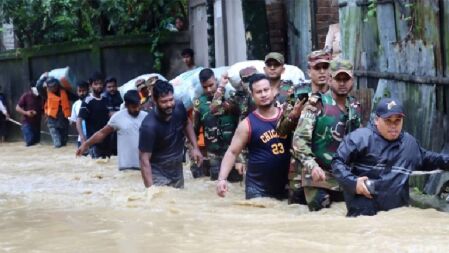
[0,0,187,48]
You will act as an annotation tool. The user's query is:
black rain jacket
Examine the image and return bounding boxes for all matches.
[332,124,449,216]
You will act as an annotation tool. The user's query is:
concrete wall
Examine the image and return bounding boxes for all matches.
[0,33,189,141]
[1,23,16,51]
[190,0,210,67]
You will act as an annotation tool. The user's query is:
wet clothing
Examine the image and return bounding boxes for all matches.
[69,99,87,143]
[102,92,122,156]
[193,92,240,181]
[17,91,43,146]
[108,109,147,170]
[289,93,361,210]
[245,109,290,199]
[47,108,69,148]
[45,90,71,148]
[79,94,111,158]
[139,101,187,188]
[332,124,449,217]
[151,159,184,188]
[44,89,71,118]
[21,123,40,146]
[17,91,43,127]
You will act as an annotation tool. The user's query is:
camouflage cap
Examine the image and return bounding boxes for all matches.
[239,66,258,83]
[135,78,146,90]
[308,50,331,67]
[330,58,353,78]
[264,52,285,65]
[146,76,159,87]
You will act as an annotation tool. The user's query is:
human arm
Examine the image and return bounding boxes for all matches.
[216,119,249,197]
[76,125,114,156]
[210,73,238,115]
[76,117,87,143]
[76,101,89,142]
[16,96,36,118]
[291,102,325,182]
[192,100,202,137]
[331,135,371,198]
[420,147,449,171]
[0,100,9,119]
[184,117,203,166]
[276,98,306,136]
[139,151,153,187]
[138,119,156,188]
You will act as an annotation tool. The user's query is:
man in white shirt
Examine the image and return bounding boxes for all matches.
[76,90,147,170]
[69,81,89,147]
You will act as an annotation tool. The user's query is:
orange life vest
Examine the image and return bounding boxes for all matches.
[45,89,71,118]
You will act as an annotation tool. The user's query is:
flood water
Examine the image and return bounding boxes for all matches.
[1,142,449,253]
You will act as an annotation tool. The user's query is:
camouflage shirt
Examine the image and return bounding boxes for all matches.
[193,94,239,156]
[291,92,361,189]
[276,82,313,136]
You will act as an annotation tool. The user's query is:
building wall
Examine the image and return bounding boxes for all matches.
[0,33,189,140]
[265,0,287,57]
[315,0,339,49]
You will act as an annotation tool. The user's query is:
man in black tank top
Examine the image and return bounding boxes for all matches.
[216,74,290,199]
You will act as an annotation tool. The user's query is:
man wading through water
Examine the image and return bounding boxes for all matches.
[216,74,290,199]
[139,80,203,188]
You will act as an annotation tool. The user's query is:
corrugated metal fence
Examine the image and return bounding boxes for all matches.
[340,0,449,151]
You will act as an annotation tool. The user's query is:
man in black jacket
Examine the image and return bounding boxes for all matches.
[332,98,449,216]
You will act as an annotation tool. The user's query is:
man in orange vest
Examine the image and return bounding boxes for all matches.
[44,77,72,148]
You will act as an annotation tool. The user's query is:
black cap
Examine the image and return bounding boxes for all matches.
[375,98,405,118]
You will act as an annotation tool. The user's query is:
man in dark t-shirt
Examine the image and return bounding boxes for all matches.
[15,85,43,146]
[139,80,203,188]
[77,72,110,159]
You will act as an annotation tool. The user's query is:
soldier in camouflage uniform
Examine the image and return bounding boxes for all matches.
[192,68,242,181]
[276,50,333,204]
[277,50,332,137]
[263,52,295,108]
[290,58,362,211]
[135,79,154,112]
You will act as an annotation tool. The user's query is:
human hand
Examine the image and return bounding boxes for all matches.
[356,176,372,199]
[76,143,88,157]
[190,148,204,166]
[291,98,307,118]
[216,179,228,197]
[311,166,326,182]
[235,163,246,175]
[220,72,229,88]
[26,110,35,117]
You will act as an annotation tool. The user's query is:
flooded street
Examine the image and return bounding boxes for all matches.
[1,142,449,253]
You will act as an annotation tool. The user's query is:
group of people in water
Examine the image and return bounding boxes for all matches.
[6,48,449,217]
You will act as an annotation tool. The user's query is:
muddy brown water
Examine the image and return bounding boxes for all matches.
[1,142,448,253]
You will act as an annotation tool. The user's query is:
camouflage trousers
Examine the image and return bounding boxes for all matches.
[288,158,343,211]
[192,152,242,182]
[190,146,210,178]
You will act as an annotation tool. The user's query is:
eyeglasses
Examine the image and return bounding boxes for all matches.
[266,62,281,68]
[312,64,330,71]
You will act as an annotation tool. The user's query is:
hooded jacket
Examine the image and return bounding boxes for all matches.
[331,123,449,214]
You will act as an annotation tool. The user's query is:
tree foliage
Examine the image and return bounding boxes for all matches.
[0,0,187,48]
